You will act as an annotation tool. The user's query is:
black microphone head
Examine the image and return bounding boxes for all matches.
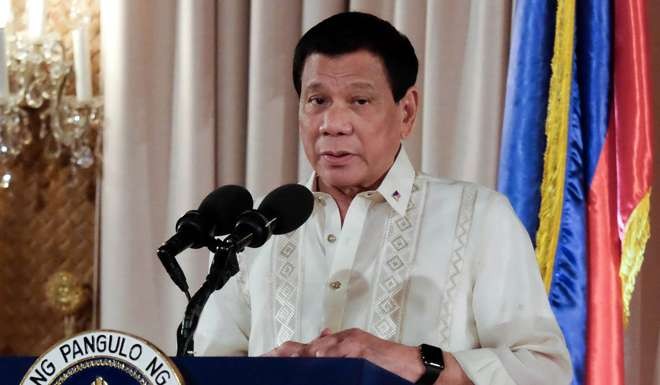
[258,184,314,235]
[198,185,254,235]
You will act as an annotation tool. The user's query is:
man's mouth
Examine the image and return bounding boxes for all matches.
[320,151,354,165]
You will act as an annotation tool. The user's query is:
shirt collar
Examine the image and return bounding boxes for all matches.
[303,145,415,217]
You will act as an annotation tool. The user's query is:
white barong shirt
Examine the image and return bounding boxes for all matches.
[197,148,572,385]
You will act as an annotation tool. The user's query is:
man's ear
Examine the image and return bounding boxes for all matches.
[399,87,419,140]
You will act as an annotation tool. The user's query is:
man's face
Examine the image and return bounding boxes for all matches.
[298,50,417,191]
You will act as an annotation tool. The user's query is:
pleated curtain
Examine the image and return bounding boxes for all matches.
[99,0,512,353]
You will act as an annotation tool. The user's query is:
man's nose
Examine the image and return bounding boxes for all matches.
[319,105,352,136]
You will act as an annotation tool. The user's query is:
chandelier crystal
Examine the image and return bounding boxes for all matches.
[0,0,103,189]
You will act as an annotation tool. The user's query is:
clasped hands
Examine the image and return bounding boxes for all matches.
[263,327,472,385]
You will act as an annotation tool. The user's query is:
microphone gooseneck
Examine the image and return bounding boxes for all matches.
[157,185,253,297]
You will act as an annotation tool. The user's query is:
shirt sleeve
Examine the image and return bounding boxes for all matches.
[195,253,251,356]
[451,193,573,385]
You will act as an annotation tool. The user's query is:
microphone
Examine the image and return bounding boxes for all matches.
[225,183,314,251]
[157,185,253,295]
[176,185,312,356]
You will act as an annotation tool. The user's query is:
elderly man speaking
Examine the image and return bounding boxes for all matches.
[197,12,572,385]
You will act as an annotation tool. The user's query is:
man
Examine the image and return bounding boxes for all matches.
[197,12,572,385]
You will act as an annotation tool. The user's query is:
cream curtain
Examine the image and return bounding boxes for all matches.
[99,0,512,353]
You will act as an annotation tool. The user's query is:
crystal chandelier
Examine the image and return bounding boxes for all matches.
[0,0,103,189]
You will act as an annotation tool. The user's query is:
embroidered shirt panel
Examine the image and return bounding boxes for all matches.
[437,184,478,346]
[367,180,427,341]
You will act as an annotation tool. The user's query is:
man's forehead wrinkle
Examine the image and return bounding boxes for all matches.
[301,54,384,91]
[303,76,377,94]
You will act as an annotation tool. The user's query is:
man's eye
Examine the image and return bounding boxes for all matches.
[353,98,369,105]
[308,96,326,105]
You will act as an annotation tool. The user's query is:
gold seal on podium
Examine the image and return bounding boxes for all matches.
[20,330,185,385]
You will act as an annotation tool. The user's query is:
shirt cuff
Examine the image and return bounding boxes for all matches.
[452,348,516,385]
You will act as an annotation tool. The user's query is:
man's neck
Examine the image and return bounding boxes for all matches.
[317,176,384,225]
[315,146,401,224]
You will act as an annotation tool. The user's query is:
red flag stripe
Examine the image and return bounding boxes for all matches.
[586,0,653,384]
[587,129,624,385]
[612,0,653,234]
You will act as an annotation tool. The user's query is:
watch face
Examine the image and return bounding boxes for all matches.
[421,344,445,370]
[416,344,445,385]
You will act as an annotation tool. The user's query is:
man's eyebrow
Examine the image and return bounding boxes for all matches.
[303,81,377,93]
[303,82,325,93]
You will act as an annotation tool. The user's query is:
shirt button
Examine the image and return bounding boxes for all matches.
[327,234,337,243]
[329,281,342,290]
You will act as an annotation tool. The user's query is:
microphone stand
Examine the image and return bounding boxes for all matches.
[174,211,272,356]
[176,238,241,357]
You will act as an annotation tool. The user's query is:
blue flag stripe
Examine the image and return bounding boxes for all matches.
[497,0,556,241]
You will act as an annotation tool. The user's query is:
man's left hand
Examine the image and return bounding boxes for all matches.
[263,328,425,383]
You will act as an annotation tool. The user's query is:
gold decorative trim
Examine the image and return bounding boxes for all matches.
[45,271,86,315]
[620,190,651,326]
[534,0,576,291]
[52,357,147,385]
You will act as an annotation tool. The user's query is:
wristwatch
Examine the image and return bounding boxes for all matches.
[415,343,445,385]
